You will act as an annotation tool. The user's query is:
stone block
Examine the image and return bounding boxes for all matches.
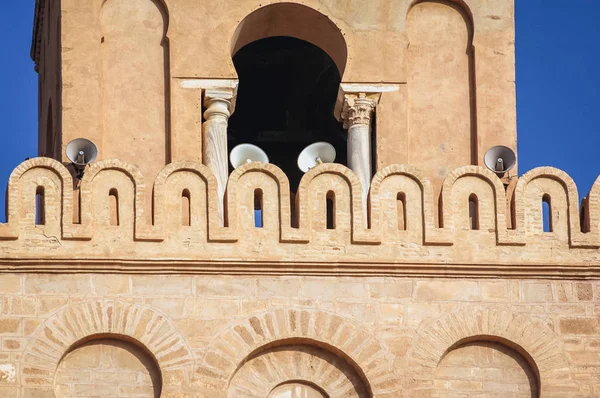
[93,275,130,295]
[480,281,509,301]
[257,277,302,298]
[522,282,553,302]
[415,280,480,301]
[0,276,20,295]
[301,278,366,299]
[131,276,192,295]
[0,319,20,335]
[369,279,413,299]
[335,301,375,323]
[379,303,403,325]
[559,318,599,335]
[576,282,594,301]
[9,297,36,316]
[196,277,257,297]
[24,275,91,295]
[146,297,186,318]
[184,298,239,319]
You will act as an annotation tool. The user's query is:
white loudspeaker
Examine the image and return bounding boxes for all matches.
[66,138,98,166]
[484,145,516,176]
[297,142,336,173]
[230,143,269,168]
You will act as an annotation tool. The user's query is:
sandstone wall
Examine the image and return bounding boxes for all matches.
[35,0,517,189]
[0,274,596,397]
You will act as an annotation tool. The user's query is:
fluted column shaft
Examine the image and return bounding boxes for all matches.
[203,90,234,224]
[342,96,376,223]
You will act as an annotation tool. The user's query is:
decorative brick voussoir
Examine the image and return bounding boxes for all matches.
[1,158,600,277]
[20,299,194,388]
[196,308,402,397]
[408,306,572,391]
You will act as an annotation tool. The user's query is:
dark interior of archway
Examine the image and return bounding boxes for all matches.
[229,36,346,192]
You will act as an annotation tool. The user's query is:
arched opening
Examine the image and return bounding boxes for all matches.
[468,193,479,230]
[254,188,264,228]
[181,189,191,226]
[580,197,590,233]
[35,186,45,226]
[231,3,347,75]
[397,192,407,230]
[109,188,119,226]
[229,4,348,193]
[542,194,552,232]
[326,191,336,230]
[54,335,162,398]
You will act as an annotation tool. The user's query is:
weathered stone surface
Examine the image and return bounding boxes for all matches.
[7,0,600,396]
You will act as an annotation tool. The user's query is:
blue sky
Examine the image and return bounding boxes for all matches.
[0,1,599,222]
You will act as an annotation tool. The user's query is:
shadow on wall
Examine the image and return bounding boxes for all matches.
[55,337,162,398]
[435,340,539,397]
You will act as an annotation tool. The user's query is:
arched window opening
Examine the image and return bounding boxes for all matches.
[397,192,407,231]
[35,187,45,226]
[468,194,479,230]
[542,194,552,232]
[229,36,346,193]
[580,197,589,233]
[181,189,191,226]
[326,191,336,230]
[109,188,119,226]
[254,189,263,228]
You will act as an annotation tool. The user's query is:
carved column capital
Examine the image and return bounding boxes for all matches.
[203,89,235,121]
[341,96,377,130]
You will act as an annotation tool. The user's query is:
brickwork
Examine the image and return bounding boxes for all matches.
[0,275,591,396]
[54,338,161,397]
[434,341,538,397]
[15,0,600,396]
[0,158,599,278]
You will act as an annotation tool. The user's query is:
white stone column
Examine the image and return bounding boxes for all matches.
[203,88,236,224]
[341,95,376,222]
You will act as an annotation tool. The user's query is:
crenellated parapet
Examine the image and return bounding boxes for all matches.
[0,157,599,277]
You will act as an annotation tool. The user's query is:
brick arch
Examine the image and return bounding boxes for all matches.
[195,308,402,397]
[441,165,510,244]
[227,162,304,243]
[515,167,586,247]
[21,299,195,390]
[228,344,369,397]
[296,163,377,244]
[408,307,571,392]
[153,161,224,241]
[1,157,73,240]
[370,164,436,243]
[76,159,160,241]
